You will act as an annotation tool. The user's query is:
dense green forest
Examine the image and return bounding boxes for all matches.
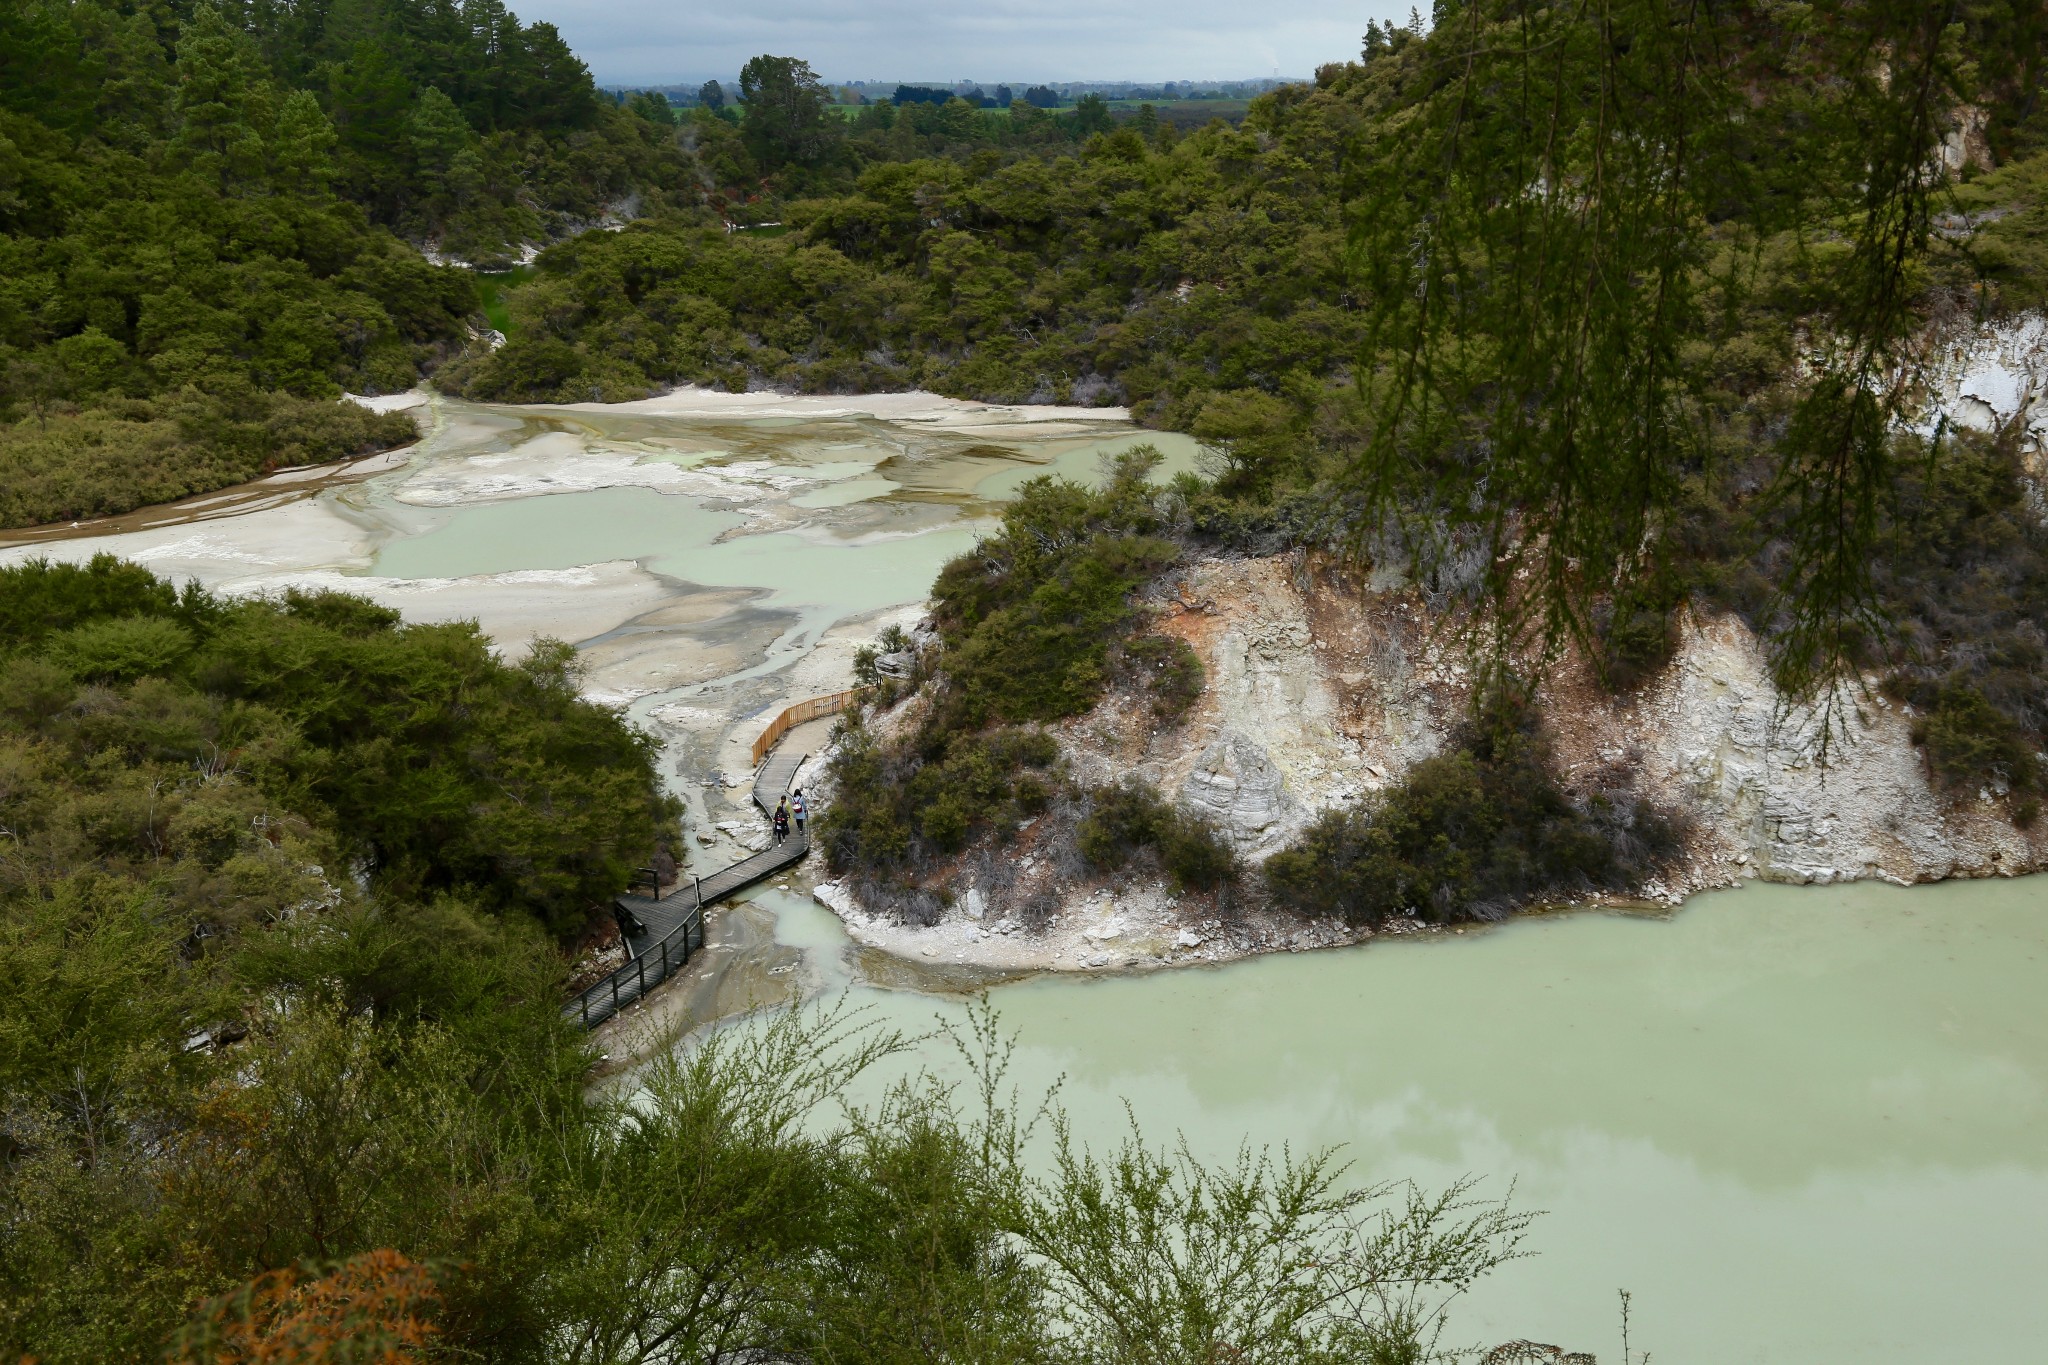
[0,0,693,527]
[0,3,1244,529]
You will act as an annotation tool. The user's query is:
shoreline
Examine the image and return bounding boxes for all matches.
[582,850,2048,1076]
[0,440,422,549]
[0,391,430,548]
[807,857,2048,982]
[0,382,1138,549]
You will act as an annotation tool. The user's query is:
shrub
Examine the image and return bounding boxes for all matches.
[0,554,201,647]
[1265,700,1680,926]
[44,617,196,683]
[1597,597,1680,691]
[823,454,1193,897]
[817,722,1060,877]
[1703,430,2047,822]
[1157,816,1239,890]
[0,559,678,936]
[929,451,1181,729]
[1075,782,1162,867]
[0,394,418,529]
[1076,780,1237,892]
[1118,633,1205,723]
[1912,681,2039,794]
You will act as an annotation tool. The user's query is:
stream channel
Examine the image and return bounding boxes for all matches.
[4,389,2042,1364]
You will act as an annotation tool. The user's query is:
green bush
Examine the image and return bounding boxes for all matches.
[1265,699,1680,926]
[817,721,1059,878]
[0,392,419,528]
[1653,409,2048,823]
[1119,633,1206,724]
[0,556,678,935]
[44,617,197,683]
[1912,681,2040,795]
[1598,596,1680,692]
[1076,780,1237,892]
[1861,435,2048,808]
[823,455,1196,899]
[930,451,1181,728]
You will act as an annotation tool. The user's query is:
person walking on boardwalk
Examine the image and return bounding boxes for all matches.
[773,796,790,844]
[791,788,808,836]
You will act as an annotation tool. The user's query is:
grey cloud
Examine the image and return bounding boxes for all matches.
[518,0,1420,85]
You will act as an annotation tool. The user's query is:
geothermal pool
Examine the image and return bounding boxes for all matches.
[721,872,2048,1365]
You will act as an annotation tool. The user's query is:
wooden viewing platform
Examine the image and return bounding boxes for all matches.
[565,705,830,1030]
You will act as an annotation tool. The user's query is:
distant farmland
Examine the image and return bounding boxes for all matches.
[1107,99,1252,127]
[826,98,1257,129]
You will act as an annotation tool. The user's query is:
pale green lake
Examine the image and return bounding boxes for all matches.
[734,874,2048,1365]
[366,410,1204,648]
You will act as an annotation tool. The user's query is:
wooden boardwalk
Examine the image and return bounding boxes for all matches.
[566,742,815,1030]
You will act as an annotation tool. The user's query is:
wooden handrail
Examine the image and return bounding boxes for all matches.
[570,699,838,1031]
[750,690,857,767]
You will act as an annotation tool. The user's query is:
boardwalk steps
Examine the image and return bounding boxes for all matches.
[566,733,817,1030]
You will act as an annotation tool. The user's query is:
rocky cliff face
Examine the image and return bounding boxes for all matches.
[1055,555,1457,859]
[1926,313,2048,472]
[1047,311,2048,896]
[816,542,2042,978]
[1557,614,2042,889]
[1066,554,2045,898]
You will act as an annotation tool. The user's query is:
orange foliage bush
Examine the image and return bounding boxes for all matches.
[170,1250,440,1365]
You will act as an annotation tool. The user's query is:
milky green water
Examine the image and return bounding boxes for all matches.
[372,484,987,629]
[739,875,2048,1365]
[365,416,1202,644]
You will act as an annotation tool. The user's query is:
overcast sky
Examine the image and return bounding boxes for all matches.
[514,0,1422,86]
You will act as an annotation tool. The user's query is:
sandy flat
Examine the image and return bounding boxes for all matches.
[343,390,433,414]
[391,442,837,508]
[227,561,683,659]
[0,496,378,579]
[577,590,787,697]
[551,385,1130,426]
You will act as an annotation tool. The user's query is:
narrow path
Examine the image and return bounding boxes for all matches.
[566,739,814,1030]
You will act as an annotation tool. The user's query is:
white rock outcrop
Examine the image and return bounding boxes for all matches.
[1180,734,1293,850]
[1927,314,2048,443]
[1630,615,2037,884]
